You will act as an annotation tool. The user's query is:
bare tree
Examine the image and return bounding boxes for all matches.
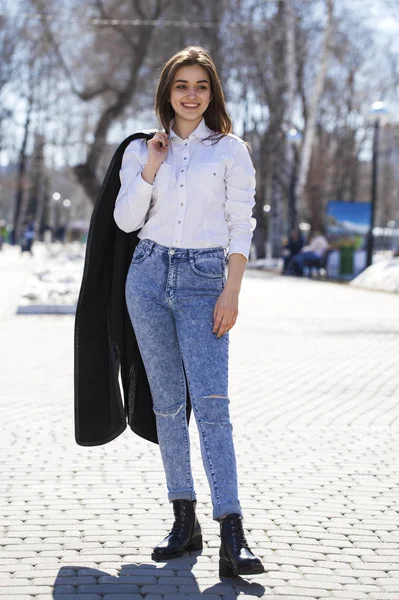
[31,0,174,202]
[295,0,334,220]
[13,89,33,243]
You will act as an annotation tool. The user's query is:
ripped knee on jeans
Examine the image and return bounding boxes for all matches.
[153,401,185,418]
[197,395,231,426]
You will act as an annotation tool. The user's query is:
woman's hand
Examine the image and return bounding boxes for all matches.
[213,253,247,337]
[213,288,239,338]
[142,131,169,185]
[147,131,169,168]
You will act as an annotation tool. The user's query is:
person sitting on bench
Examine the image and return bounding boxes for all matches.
[292,230,329,276]
[281,228,304,275]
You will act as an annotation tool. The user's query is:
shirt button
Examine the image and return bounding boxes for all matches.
[180,203,184,206]
[183,157,187,160]
[178,220,181,224]
[180,184,184,187]
[184,142,188,146]
[169,249,175,255]
[181,169,184,172]
[175,239,179,242]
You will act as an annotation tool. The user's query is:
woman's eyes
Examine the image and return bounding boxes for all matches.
[176,85,208,90]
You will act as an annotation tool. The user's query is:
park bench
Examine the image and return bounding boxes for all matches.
[303,249,332,278]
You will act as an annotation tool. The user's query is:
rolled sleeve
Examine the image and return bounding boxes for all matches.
[225,139,257,260]
[113,139,153,233]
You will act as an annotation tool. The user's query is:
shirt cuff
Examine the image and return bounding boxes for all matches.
[227,237,251,260]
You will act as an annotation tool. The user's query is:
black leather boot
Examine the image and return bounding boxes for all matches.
[218,513,265,577]
[151,499,203,561]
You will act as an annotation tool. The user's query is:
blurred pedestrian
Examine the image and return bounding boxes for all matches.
[292,229,329,276]
[0,220,7,250]
[281,228,304,274]
[43,225,53,253]
[20,222,35,256]
[76,45,264,578]
[55,224,66,242]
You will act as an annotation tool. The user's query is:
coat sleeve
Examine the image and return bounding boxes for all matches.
[224,139,257,260]
[113,139,154,232]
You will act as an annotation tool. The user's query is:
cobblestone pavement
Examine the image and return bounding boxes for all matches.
[1,245,399,600]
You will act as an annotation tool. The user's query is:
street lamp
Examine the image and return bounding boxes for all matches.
[52,192,61,235]
[286,128,303,231]
[366,101,388,268]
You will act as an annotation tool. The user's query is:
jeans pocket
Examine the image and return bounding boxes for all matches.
[131,241,152,264]
[189,254,225,279]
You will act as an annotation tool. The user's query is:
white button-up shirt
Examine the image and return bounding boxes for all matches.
[113,117,257,259]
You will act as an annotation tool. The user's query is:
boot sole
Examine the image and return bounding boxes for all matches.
[219,557,265,577]
[151,534,203,561]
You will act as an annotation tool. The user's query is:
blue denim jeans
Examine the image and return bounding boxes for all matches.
[292,251,321,275]
[125,238,242,521]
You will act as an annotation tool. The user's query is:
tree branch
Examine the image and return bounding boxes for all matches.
[73,13,159,202]
[95,0,137,51]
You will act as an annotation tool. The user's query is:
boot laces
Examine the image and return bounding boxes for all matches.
[170,503,187,540]
[230,517,250,550]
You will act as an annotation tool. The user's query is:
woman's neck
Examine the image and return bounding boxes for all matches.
[172,116,203,140]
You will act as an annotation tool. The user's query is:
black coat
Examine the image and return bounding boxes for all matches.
[74,131,193,446]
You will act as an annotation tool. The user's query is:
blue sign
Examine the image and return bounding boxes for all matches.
[327,201,371,237]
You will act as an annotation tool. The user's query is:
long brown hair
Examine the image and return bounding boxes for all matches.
[155,46,232,144]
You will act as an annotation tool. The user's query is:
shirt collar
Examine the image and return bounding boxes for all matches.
[168,117,211,142]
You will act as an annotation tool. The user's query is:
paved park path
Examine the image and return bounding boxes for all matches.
[1,244,399,600]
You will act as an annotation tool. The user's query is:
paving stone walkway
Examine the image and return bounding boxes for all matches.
[1,244,399,599]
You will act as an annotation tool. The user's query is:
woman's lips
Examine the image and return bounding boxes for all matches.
[181,103,200,110]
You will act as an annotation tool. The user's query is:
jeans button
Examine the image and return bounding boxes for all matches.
[169,249,175,255]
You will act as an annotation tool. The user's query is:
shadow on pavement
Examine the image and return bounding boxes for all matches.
[53,559,267,598]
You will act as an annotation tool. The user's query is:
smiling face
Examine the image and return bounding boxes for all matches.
[170,64,213,125]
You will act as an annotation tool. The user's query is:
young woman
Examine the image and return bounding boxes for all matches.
[113,46,264,578]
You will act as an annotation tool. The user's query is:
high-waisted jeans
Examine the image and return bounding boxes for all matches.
[125,238,242,521]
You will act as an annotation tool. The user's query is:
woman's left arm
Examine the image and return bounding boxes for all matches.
[213,253,247,338]
[213,140,256,338]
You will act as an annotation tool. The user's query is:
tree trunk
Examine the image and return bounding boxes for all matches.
[295,0,334,220]
[284,0,297,232]
[74,39,153,203]
[13,92,33,244]
[253,130,271,259]
[20,132,45,235]
[284,0,296,129]
[270,1,297,257]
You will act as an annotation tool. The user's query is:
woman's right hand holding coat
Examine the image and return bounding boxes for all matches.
[142,131,169,184]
